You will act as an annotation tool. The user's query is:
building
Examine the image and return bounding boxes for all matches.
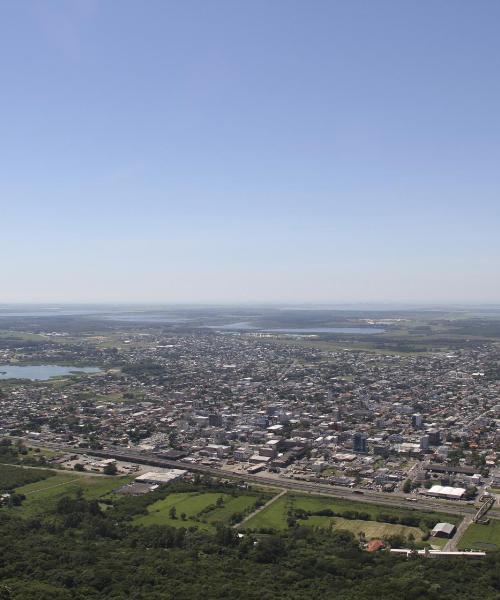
[426,463,476,476]
[234,448,251,461]
[373,444,390,458]
[412,414,423,429]
[427,428,441,446]
[366,539,386,552]
[135,469,187,485]
[353,432,368,453]
[431,522,456,538]
[491,469,500,487]
[423,485,466,500]
[249,454,271,465]
[208,412,223,427]
[390,549,485,559]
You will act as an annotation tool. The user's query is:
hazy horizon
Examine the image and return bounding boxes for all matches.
[1,1,499,304]
[1,301,500,311]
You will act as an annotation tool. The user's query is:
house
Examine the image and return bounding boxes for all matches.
[366,539,385,552]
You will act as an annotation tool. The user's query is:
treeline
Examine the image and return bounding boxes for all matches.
[286,506,446,532]
[0,438,52,468]
[1,492,500,599]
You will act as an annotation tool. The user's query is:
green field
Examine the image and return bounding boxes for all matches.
[135,491,259,529]
[458,519,500,551]
[243,492,459,541]
[4,471,133,517]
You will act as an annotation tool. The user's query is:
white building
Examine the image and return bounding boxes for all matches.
[423,485,466,500]
[135,469,187,485]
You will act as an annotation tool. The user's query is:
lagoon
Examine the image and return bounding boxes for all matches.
[207,322,385,334]
[0,365,101,381]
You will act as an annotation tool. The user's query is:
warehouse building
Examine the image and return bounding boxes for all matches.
[431,522,456,538]
[422,485,466,500]
[135,469,187,485]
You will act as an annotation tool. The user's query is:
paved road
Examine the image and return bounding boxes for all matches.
[25,441,488,519]
[23,439,500,521]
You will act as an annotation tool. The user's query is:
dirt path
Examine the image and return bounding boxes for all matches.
[22,478,83,495]
[443,516,472,551]
[235,489,287,528]
[0,462,111,477]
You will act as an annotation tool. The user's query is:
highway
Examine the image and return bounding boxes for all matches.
[24,439,493,519]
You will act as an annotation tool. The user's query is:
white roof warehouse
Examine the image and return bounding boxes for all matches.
[135,469,187,485]
[422,485,466,500]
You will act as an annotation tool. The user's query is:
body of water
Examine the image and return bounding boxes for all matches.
[206,322,385,334]
[102,314,188,323]
[0,365,102,381]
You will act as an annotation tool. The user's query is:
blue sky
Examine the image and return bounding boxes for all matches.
[1,0,499,303]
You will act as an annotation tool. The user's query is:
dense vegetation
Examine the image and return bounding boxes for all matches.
[0,438,53,468]
[0,463,55,492]
[1,489,500,599]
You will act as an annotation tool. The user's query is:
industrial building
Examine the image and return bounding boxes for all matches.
[431,522,456,538]
[423,485,466,500]
[135,469,187,485]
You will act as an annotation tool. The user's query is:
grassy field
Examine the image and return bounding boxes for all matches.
[0,330,48,341]
[94,393,127,403]
[429,536,448,549]
[26,445,59,459]
[458,519,500,551]
[4,471,133,517]
[243,492,459,540]
[134,491,259,529]
[306,515,423,541]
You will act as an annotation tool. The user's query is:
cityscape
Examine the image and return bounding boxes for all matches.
[2,0,500,598]
[1,307,500,562]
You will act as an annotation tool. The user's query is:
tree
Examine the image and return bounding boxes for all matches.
[403,479,412,493]
[254,535,285,563]
[103,463,117,475]
[169,506,177,519]
[0,586,12,600]
[230,512,244,525]
[216,496,224,507]
[286,516,297,528]
[74,463,85,472]
[464,486,478,500]
[215,523,239,547]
